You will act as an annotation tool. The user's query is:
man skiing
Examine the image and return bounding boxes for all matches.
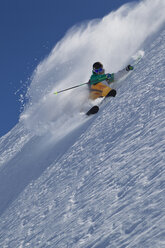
[88,62,134,100]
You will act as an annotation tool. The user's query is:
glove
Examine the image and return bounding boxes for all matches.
[126,65,134,71]
[106,73,112,79]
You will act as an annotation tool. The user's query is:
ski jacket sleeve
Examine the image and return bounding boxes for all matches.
[113,67,130,82]
[89,67,130,85]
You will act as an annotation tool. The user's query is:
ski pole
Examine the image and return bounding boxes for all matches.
[54,82,89,95]
[53,75,108,95]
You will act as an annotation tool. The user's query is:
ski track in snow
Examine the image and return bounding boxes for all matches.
[0,1,165,248]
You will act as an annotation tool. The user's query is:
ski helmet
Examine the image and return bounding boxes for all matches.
[93,62,103,70]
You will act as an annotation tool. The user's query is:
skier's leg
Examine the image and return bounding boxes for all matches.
[106,89,117,97]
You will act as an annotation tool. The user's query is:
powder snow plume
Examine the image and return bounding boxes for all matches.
[20,0,165,138]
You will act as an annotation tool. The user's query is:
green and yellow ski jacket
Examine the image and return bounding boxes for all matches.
[88,73,114,100]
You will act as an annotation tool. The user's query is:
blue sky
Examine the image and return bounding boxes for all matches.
[0,0,136,137]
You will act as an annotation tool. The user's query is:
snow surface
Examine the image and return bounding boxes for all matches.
[0,0,165,247]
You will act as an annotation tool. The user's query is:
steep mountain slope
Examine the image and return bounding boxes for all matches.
[0,1,165,247]
[0,27,165,248]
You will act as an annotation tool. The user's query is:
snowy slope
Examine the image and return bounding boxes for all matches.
[0,1,165,248]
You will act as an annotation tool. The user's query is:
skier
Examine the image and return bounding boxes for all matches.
[89,62,134,100]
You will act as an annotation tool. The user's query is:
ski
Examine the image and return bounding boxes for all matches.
[85,89,117,116]
[86,105,99,116]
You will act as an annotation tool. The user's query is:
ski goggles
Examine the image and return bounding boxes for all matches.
[93,68,103,73]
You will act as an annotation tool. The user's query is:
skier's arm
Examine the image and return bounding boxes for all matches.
[106,65,134,84]
[90,74,108,85]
